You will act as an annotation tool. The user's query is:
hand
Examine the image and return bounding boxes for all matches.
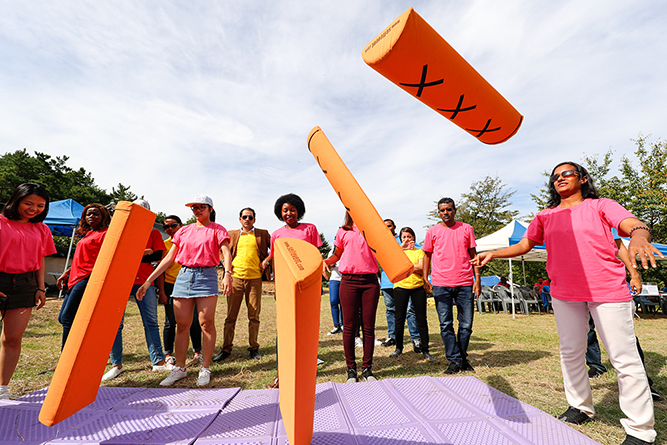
[221,273,232,297]
[136,284,149,301]
[470,252,493,267]
[424,280,432,295]
[629,275,642,295]
[143,248,154,256]
[158,292,168,305]
[322,262,331,278]
[401,240,415,250]
[628,237,664,269]
[56,274,67,290]
[473,281,481,298]
[35,290,46,310]
[260,259,270,272]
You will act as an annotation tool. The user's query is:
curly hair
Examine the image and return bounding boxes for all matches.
[1,183,50,223]
[76,204,111,236]
[547,161,599,208]
[273,193,305,221]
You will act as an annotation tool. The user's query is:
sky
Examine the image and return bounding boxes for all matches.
[1,1,666,243]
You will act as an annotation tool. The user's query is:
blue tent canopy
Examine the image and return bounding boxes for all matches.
[44,199,84,237]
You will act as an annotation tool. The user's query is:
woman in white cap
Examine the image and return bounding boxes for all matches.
[137,195,232,387]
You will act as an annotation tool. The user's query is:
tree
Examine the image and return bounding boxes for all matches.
[109,183,139,203]
[427,175,519,237]
[0,149,111,204]
[319,232,332,259]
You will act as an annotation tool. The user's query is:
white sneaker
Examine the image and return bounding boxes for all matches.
[374,337,382,346]
[197,367,211,387]
[165,356,175,366]
[152,363,174,372]
[102,366,123,381]
[160,367,187,387]
[354,337,363,348]
[317,358,324,366]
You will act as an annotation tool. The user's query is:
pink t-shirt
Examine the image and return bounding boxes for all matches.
[334,226,379,274]
[525,198,634,303]
[270,222,322,257]
[172,222,230,267]
[0,215,56,273]
[422,221,476,287]
[68,228,107,287]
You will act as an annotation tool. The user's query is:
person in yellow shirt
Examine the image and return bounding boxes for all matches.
[213,208,271,362]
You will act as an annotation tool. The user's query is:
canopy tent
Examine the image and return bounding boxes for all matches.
[44,199,85,298]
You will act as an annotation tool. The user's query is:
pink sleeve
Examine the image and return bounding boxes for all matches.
[216,225,230,246]
[467,225,477,249]
[525,214,545,244]
[422,228,433,253]
[599,199,635,230]
[41,224,57,257]
[310,225,323,247]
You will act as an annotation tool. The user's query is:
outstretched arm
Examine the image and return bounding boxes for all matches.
[470,238,537,267]
[619,218,664,270]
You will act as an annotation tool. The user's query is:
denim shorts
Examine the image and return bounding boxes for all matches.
[171,266,219,299]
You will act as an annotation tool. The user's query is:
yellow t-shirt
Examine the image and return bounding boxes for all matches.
[394,248,425,289]
[232,232,261,279]
[163,238,182,284]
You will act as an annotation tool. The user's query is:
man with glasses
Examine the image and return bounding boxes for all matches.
[423,198,481,375]
[213,208,271,362]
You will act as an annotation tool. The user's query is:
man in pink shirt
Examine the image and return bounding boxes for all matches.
[423,198,480,375]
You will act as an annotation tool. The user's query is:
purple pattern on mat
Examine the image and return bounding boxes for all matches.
[0,376,601,445]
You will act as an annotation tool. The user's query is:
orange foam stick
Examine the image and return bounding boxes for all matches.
[307,126,413,283]
[362,8,523,145]
[273,238,323,445]
[39,202,155,426]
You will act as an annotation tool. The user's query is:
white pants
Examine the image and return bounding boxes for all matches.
[552,298,655,442]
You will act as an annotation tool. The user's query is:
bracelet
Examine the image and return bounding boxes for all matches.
[36,288,46,293]
[629,226,652,238]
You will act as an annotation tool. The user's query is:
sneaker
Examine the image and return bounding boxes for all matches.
[249,349,262,360]
[354,337,363,348]
[266,375,279,389]
[443,362,461,375]
[152,363,174,372]
[102,366,123,381]
[650,387,662,401]
[327,326,343,335]
[361,368,377,382]
[412,340,422,354]
[374,337,382,346]
[197,367,211,387]
[422,352,437,362]
[160,367,187,387]
[620,434,655,445]
[212,350,230,362]
[557,406,592,425]
[461,359,475,372]
[588,367,606,379]
[389,348,402,358]
[381,337,396,347]
[346,368,358,383]
[317,358,324,365]
[165,356,176,366]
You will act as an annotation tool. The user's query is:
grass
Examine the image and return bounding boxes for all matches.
[5,282,667,445]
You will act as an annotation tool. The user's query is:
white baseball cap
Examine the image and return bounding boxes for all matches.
[185,195,214,207]
[133,199,151,210]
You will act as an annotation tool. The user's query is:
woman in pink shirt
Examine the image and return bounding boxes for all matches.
[473,162,662,445]
[324,212,379,383]
[0,183,56,399]
[138,195,232,388]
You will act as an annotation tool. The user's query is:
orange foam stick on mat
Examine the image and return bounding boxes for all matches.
[307,126,413,283]
[362,8,523,145]
[273,238,323,445]
[39,202,155,427]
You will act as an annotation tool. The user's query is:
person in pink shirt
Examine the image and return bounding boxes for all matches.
[0,183,56,399]
[473,162,662,445]
[137,195,232,387]
[324,212,380,383]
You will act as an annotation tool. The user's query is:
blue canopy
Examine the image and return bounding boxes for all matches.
[44,199,84,237]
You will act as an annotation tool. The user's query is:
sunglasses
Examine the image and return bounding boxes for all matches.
[191,205,208,211]
[550,170,579,183]
[241,215,254,220]
[163,223,180,230]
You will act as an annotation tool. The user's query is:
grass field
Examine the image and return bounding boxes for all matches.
[6,283,667,445]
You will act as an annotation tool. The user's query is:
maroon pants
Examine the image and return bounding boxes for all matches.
[339,273,380,371]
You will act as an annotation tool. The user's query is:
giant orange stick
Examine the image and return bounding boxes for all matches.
[308,126,413,283]
[39,202,155,426]
[273,238,323,445]
[363,8,523,145]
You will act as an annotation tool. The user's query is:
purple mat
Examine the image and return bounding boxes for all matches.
[0,377,600,445]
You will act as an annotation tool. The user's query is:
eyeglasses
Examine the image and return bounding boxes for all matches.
[241,215,254,220]
[191,205,208,212]
[550,170,579,183]
[163,223,179,230]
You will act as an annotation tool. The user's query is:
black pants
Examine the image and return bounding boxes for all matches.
[393,286,429,352]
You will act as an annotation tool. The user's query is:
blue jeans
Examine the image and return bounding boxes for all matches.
[110,284,165,366]
[382,288,420,342]
[58,276,90,350]
[329,279,342,327]
[433,285,474,365]
[586,314,607,373]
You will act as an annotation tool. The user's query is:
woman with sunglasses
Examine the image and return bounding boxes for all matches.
[472,162,662,445]
[0,183,56,399]
[157,215,202,367]
[57,203,111,349]
[137,195,232,387]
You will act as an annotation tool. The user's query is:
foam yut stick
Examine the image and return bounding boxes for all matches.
[39,202,155,426]
[273,238,323,445]
[362,8,523,145]
[308,126,414,283]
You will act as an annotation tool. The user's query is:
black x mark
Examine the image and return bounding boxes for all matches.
[466,119,501,137]
[399,64,443,97]
[437,94,476,119]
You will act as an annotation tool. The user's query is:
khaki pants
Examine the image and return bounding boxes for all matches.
[222,276,262,352]
[552,298,655,442]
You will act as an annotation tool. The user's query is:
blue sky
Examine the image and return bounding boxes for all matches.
[1,1,666,243]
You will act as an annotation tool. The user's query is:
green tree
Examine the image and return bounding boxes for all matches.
[319,232,332,259]
[109,183,139,203]
[427,175,519,237]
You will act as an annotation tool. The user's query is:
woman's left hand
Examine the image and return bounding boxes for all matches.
[35,289,46,310]
[221,273,233,296]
